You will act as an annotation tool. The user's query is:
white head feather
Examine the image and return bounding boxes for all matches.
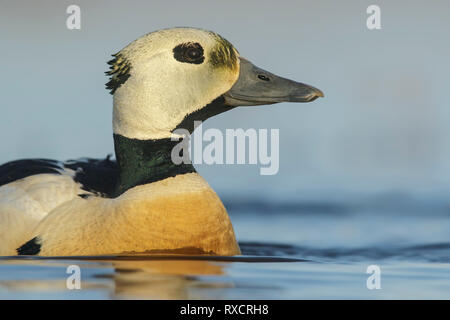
[109,28,240,140]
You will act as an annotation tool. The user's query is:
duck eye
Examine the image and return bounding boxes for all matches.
[173,42,204,64]
[258,74,270,81]
[187,48,201,59]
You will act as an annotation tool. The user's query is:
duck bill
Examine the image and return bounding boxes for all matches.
[223,57,324,106]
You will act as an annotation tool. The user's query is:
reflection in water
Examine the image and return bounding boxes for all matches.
[1,238,450,299]
[0,258,230,299]
[107,259,227,299]
[0,258,231,299]
[0,251,304,299]
[0,259,112,297]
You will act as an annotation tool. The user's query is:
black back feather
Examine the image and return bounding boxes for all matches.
[64,156,119,197]
[0,157,119,198]
[0,159,62,187]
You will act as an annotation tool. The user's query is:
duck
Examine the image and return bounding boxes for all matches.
[0,27,323,256]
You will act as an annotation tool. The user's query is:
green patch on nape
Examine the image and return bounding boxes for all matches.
[209,33,239,71]
[105,52,132,94]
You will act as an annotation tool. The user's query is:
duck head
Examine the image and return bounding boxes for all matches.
[107,27,323,140]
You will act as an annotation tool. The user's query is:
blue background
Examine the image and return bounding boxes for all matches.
[1,0,449,199]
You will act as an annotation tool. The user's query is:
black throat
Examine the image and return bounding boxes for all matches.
[113,96,235,197]
[113,134,195,196]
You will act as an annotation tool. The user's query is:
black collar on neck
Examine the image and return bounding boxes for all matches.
[113,134,195,197]
[112,96,235,197]
[174,96,235,133]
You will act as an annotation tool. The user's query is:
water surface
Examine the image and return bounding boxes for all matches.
[1,195,450,299]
